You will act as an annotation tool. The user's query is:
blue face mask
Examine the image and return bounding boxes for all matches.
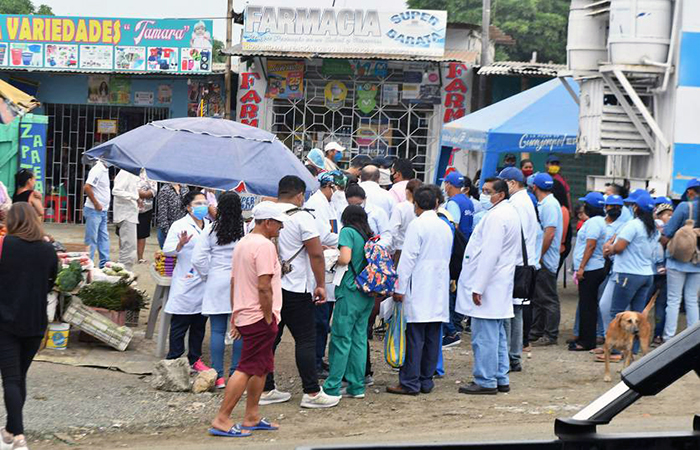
[334,150,343,162]
[479,193,493,210]
[192,205,208,220]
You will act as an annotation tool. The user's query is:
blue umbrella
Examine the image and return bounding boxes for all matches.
[440,78,579,181]
[84,117,318,196]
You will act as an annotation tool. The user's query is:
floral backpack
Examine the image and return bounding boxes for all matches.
[353,235,398,296]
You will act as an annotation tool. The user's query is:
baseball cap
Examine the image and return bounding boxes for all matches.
[526,173,536,189]
[628,192,655,212]
[624,188,647,203]
[579,192,605,208]
[605,194,624,206]
[654,196,672,205]
[445,171,465,188]
[533,173,554,190]
[498,167,525,183]
[329,170,347,188]
[324,141,345,153]
[318,172,336,187]
[546,155,560,164]
[685,178,700,192]
[252,201,289,222]
[306,148,325,169]
[655,202,674,215]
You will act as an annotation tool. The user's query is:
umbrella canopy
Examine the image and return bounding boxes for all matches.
[83,117,318,196]
[441,78,579,154]
[0,78,40,124]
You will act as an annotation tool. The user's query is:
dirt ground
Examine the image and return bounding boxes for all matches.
[13,225,699,449]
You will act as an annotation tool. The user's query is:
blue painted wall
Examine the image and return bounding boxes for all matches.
[0,71,223,118]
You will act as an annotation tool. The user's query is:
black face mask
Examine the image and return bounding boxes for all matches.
[607,208,622,220]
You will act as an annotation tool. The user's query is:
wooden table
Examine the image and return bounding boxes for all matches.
[146,264,172,358]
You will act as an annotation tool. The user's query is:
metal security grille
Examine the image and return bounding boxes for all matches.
[269,62,441,179]
[44,103,169,223]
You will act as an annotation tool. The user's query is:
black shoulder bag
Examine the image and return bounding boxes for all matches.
[512,228,537,300]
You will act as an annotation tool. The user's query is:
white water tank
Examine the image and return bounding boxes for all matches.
[567,0,609,71]
[608,0,672,65]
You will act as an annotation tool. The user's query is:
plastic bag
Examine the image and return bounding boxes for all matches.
[384,301,406,368]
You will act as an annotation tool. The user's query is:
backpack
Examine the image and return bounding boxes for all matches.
[353,235,398,296]
[437,212,468,281]
[668,201,700,264]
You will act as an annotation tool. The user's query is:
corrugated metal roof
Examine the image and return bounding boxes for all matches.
[223,44,479,64]
[478,61,566,77]
[0,62,227,76]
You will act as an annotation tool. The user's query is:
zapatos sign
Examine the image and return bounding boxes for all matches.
[242,6,446,57]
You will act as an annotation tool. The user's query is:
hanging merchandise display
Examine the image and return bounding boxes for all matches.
[357,83,378,114]
[382,84,399,105]
[324,81,348,111]
[266,60,304,99]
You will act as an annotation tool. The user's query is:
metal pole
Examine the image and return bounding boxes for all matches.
[478,0,491,109]
[224,0,234,119]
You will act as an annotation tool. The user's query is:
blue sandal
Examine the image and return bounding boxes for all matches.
[240,418,279,431]
[208,424,252,437]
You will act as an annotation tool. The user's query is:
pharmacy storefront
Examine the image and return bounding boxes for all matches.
[226,6,477,181]
[0,14,225,222]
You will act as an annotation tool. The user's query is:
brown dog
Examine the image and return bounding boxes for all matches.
[603,291,657,382]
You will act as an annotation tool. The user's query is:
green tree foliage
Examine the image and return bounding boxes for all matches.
[407,0,569,63]
[212,39,227,64]
[0,0,54,14]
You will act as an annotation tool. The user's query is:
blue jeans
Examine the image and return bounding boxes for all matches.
[663,269,700,340]
[443,290,464,337]
[652,275,667,338]
[436,324,444,376]
[83,206,109,268]
[209,314,243,379]
[470,318,509,389]
[157,228,167,249]
[503,305,523,364]
[610,273,654,318]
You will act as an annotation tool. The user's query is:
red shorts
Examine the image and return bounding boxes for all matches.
[236,318,278,377]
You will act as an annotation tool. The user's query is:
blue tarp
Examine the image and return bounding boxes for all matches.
[83,117,318,197]
[441,78,579,180]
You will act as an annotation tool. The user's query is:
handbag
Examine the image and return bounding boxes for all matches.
[384,302,406,368]
[512,228,537,299]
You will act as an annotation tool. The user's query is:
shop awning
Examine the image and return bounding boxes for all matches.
[223,44,479,64]
[0,78,40,124]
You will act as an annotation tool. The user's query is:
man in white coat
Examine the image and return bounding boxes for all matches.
[387,185,453,395]
[359,165,396,218]
[112,169,141,270]
[499,167,538,373]
[345,183,392,250]
[457,178,520,395]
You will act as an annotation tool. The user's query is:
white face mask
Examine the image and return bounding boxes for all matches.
[480,193,493,210]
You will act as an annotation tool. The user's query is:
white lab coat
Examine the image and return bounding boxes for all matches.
[365,203,392,250]
[360,181,396,218]
[331,190,348,222]
[305,190,339,247]
[456,200,520,319]
[389,201,416,253]
[111,170,140,224]
[509,189,538,306]
[191,223,237,315]
[163,214,208,315]
[395,210,452,323]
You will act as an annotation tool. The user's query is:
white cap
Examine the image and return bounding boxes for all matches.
[252,201,289,222]
[324,141,345,152]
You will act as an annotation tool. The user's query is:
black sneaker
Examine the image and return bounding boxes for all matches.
[458,382,497,395]
[442,333,462,348]
[509,362,522,372]
[497,384,511,393]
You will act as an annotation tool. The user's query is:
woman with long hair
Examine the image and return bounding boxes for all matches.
[192,192,245,388]
[603,192,659,327]
[322,205,375,399]
[0,203,58,450]
[12,169,43,219]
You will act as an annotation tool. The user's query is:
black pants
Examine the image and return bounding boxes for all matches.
[265,290,319,394]
[522,304,532,347]
[577,268,608,349]
[398,322,441,393]
[0,330,42,435]
[530,268,560,342]
[166,313,208,366]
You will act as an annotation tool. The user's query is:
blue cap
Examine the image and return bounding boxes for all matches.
[498,167,525,183]
[306,148,325,169]
[605,194,624,206]
[654,196,672,205]
[686,178,700,192]
[629,192,655,212]
[578,192,605,208]
[546,154,560,164]
[445,171,465,188]
[533,173,554,190]
[624,188,647,203]
[317,172,336,187]
[526,173,536,188]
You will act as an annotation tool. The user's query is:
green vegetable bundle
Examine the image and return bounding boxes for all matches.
[77,280,149,311]
[56,261,83,292]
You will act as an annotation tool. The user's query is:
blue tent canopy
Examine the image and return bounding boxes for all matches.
[441,78,579,154]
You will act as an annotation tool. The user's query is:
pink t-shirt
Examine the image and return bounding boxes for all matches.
[389,180,408,204]
[231,233,282,327]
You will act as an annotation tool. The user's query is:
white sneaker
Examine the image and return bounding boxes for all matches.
[300,389,341,409]
[340,387,365,399]
[12,439,28,450]
[258,389,291,405]
[0,429,13,450]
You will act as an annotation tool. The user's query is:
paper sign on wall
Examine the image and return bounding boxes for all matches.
[134,91,154,105]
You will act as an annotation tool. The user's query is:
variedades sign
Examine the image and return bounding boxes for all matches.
[242,6,447,57]
[0,15,213,73]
